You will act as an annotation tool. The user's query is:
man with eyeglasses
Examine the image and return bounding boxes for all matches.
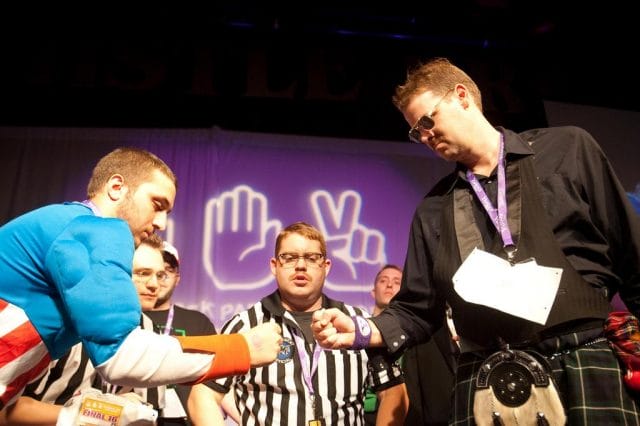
[208,222,407,425]
[21,235,221,423]
[313,57,640,424]
[144,241,228,425]
[0,147,282,423]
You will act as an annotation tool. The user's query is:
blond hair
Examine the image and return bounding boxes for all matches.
[392,57,482,112]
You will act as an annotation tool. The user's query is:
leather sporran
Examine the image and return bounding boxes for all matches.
[473,349,566,425]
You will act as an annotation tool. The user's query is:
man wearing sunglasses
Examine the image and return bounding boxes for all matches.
[313,57,640,424]
[209,222,407,425]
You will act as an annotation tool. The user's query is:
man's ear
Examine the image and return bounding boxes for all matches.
[323,259,332,276]
[106,174,127,201]
[454,83,471,109]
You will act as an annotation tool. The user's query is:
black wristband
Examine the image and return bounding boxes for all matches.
[351,315,372,350]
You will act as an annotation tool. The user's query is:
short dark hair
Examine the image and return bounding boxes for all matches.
[374,264,402,284]
[139,233,163,250]
[162,250,179,269]
[87,147,177,198]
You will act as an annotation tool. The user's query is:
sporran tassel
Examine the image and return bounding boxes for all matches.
[536,412,550,426]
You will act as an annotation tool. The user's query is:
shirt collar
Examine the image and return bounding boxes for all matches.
[445,126,534,193]
[261,290,346,317]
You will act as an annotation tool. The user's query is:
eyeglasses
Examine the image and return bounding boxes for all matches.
[408,88,454,144]
[164,266,179,277]
[133,270,169,284]
[277,252,325,268]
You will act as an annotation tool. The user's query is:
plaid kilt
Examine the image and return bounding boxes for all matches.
[450,331,640,425]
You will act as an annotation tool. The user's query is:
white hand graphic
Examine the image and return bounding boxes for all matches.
[311,190,386,292]
[203,184,281,290]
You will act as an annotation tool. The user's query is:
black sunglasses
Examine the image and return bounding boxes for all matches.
[408,88,454,143]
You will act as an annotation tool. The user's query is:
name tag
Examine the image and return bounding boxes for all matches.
[453,248,561,325]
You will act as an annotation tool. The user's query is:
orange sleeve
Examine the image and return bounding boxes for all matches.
[175,334,250,383]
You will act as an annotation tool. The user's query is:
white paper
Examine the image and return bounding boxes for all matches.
[452,248,562,325]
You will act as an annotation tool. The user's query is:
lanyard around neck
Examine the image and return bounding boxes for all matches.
[162,304,175,335]
[291,329,323,411]
[81,200,102,216]
[465,134,516,261]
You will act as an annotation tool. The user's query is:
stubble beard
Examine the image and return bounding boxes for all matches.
[115,192,143,246]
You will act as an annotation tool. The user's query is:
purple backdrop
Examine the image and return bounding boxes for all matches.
[3,120,636,329]
[0,126,450,329]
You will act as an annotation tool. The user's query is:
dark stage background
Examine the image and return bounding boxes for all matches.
[0,3,638,138]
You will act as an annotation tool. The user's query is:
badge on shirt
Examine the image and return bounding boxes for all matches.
[277,337,295,364]
[453,248,561,325]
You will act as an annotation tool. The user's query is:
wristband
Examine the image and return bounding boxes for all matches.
[351,315,372,350]
[175,334,250,382]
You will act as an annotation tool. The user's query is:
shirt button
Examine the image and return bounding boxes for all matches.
[400,335,406,340]
[393,341,399,347]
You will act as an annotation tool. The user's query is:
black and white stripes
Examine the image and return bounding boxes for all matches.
[212,291,403,426]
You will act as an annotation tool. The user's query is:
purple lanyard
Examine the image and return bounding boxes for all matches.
[465,134,516,260]
[291,329,323,411]
[81,200,102,216]
[163,304,175,335]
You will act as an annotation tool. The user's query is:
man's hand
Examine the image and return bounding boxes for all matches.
[203,185,282,290]
[311,190,387,292]
[311,308,356,349]
[241,322,283,367]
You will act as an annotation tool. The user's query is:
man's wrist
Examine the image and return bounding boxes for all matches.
[351,315,372,350]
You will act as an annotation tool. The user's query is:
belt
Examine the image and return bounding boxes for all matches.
[460,319,605,356]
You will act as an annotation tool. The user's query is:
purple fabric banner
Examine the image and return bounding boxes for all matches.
[0,126,450,329]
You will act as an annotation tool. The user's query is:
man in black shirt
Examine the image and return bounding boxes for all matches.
[144,242,224,425]
[364,265,409,426]
[313,57,640,425]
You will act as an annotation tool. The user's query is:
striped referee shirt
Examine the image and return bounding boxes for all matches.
[211,291,404,426]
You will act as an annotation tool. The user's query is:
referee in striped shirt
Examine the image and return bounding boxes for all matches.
[210,222,407,426]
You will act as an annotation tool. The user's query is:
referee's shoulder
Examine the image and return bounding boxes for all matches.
[219,301,269,333]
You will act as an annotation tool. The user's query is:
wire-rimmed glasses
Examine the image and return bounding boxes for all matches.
[277,252,325,268]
